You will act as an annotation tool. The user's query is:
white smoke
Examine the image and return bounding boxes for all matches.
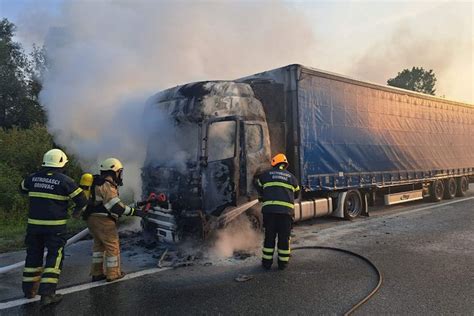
[210,215,262,258]
[36,1,318,198]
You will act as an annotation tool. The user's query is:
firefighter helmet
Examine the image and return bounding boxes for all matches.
[42,149,68,168]
[271,153,288,167]
[99,158,123,172]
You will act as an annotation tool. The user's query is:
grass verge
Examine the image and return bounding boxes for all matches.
[0,218,88,253]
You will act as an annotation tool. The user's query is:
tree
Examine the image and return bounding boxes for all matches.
[387,67,437,95]
[0,18,45,129]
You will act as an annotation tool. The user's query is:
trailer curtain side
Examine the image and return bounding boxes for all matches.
[243,65,474,192]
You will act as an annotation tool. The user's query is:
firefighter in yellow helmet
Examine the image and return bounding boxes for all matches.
[20,149,88,306]
[83,158,143,282]
[255,153,300,270]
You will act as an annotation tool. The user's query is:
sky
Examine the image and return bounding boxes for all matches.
[0,0,472,103]
[0,0,472,198]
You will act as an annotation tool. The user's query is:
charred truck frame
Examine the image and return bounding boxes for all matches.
[141,64,474,242]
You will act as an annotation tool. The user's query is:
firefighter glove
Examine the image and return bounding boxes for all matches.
[132,208,147,218]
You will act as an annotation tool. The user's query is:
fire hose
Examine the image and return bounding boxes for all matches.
[0,228,90,274]
[292,246,383,316]
[0,194,162,275]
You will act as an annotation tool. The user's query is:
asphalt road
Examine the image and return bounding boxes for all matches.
[1,186,473,315]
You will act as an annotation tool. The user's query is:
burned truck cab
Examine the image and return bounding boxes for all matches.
[141,81,271,242]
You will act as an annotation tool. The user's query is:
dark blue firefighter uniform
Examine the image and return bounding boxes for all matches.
[20,169,87,297]
[256,165,300,269]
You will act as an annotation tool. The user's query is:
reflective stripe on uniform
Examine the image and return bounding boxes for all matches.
[28,192,69,201]
[262,247,274,260]
[278,249,291,255]
[262,200,294,209]
[262,247,274,254]
[92,252,104,263]
[278,256,290,262]
[40,278,58,284]
[262,181,298,192]
[104,197,120,211]
[23,267,43,273]
[23,276,41,282]
[123,205,132,216]
[69,187,83,198]
[28,218,67,225]
[106,256,118,267]
[21,180,28,191]
[55,247,63,269]
[257,179,263,187]
[44,267,61,274]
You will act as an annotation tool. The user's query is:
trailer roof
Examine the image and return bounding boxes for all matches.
[286,64,473,108]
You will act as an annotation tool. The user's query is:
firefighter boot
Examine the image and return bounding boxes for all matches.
[262,247,274,270]
[106,271,126,282]
[91,274,106,282]
[278,261,288,270]
[261,259,273,270]
[40,294,63,307]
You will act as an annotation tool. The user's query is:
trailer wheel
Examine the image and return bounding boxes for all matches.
[456,177,469,197]
[343,190,362,220]
[443,178,456,200]
[429,180,444,202]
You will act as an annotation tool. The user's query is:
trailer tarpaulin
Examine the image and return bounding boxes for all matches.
[297,69,474,190]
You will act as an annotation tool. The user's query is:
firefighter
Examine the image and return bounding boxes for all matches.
[83,158,143,282]
[20,149,88,306]
[255,153,300,270]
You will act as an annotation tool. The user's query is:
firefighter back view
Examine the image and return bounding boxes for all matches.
[20,149,88,306]
[84,158,142,282]
[256,153,300,270]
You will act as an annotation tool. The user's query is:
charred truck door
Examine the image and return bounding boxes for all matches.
[202,117,240,215]
[241,121,271,200]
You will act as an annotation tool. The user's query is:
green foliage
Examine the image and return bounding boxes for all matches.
[0,125,53,175]
[0,20,84,252]
[0,126,84,248]
[387,67,437,95]
[0,18,45,128]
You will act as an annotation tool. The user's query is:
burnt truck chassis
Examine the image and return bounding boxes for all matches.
[140,81,270,243]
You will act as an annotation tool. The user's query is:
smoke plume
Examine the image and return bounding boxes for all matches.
[210,215,262,258]
[35,1,317,197]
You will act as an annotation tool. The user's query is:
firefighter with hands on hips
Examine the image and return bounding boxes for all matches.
[255,153,300,270]
[20,149,88,307]
[82,158,145,283]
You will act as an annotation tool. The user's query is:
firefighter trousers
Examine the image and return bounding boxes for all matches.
[87,215,121,279]
[22,230,66,296]
[262,213,292,265]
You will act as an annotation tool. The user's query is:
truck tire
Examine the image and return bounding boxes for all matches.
[443,178,456,200]
[456,177,469,197]
[343,190,362,220]
[429,180,444,202]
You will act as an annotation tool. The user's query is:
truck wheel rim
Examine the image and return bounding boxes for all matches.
[449,181,456,195]
[435,182,443,198]
[346,193,361,216]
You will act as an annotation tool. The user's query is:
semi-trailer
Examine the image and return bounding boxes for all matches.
[141,64,473,242]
